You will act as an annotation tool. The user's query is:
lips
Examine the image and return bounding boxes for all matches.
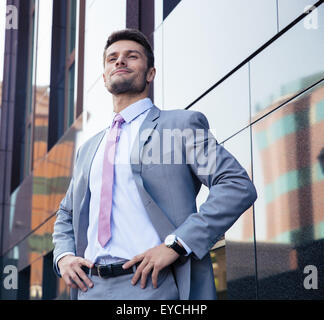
[112,69,130,75]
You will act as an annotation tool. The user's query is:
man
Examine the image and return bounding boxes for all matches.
[53,28,257,300]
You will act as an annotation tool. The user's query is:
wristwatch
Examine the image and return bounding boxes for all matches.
[164,234,187,256]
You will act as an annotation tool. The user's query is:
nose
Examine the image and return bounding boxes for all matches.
[115,54,127,67]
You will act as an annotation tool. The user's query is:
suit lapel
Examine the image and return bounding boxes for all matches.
[83,129,107,185]
[130,105,160,170]
[77,129,106,256]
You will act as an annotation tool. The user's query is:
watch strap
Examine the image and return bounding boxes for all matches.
[170,241,187,256]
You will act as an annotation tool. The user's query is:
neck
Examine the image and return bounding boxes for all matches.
[112,91,149,113]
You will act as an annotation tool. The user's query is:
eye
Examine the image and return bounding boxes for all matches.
[108,57,117,62]
[129,55,138,59]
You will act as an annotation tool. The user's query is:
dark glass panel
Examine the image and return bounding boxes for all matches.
[17,266,30,300]
[42,251,57,300]
[11,0,36,191]
[163,0,181,20]
[223,128,257,299]
[252,80,324,299]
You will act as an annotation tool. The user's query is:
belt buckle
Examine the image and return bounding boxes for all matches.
[97,265,112,279]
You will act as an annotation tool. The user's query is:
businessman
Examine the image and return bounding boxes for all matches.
[52,28,257,300]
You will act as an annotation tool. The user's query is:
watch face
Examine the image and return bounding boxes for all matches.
[165,234,176,246]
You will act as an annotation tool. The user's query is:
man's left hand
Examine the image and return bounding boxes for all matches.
[122,243,179,289]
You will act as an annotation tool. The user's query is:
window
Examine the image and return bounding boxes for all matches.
[11,0,36,192]
[48,0,77,151]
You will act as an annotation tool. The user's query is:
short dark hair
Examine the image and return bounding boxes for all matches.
[103,28,154,69]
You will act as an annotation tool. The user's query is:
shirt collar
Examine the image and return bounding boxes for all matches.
[112,97,153,125]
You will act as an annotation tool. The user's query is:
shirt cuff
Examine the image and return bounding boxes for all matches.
[177,237,192,256]
[55,252,75,276]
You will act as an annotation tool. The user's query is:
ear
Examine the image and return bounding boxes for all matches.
[146,67,156,84]
[103,73,106,83]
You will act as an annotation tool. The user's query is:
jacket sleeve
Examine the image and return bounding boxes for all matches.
[173,111,257,260]
[52,149,80,276]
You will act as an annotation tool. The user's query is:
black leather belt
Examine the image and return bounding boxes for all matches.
[81,262,136,279]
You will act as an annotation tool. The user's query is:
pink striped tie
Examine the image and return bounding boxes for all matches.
[98,113,125,247]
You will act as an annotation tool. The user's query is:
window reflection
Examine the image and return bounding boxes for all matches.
[252,80,324,298]
[31,0,53,168]
[65,0,77,129]
[4,116,82,259]
[210,246,227,300]
[30,258,43,300]
[253,80,324,244]
[161,0,277,109]
[223,129,257,299]
[31,1,53,263]
[250,4,324,119]
[56,277,70,300]
[189,65,250,143]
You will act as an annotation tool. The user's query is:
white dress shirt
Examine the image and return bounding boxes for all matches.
[85,98,162,264]
[56,98,190,270]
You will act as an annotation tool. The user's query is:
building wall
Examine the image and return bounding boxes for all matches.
[0,0,323,299]
[152,0,324,299]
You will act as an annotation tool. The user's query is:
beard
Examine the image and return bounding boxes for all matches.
[107,71,148,95]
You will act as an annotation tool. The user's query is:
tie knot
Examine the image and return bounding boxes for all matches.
[113,113,125,127]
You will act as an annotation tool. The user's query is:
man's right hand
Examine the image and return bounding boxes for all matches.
[58,255,94,292]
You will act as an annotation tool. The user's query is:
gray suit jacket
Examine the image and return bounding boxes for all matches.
[52,105,257,300]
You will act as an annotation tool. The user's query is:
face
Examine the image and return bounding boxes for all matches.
[103,40,155,95]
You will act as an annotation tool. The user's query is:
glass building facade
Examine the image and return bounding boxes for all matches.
[0,0,323,299]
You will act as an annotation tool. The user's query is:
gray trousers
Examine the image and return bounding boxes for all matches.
[77,266,179,300]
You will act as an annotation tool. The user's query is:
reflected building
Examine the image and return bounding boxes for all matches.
[253,76,324,245]
[250,76,324,299]
[0,0,323,300]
